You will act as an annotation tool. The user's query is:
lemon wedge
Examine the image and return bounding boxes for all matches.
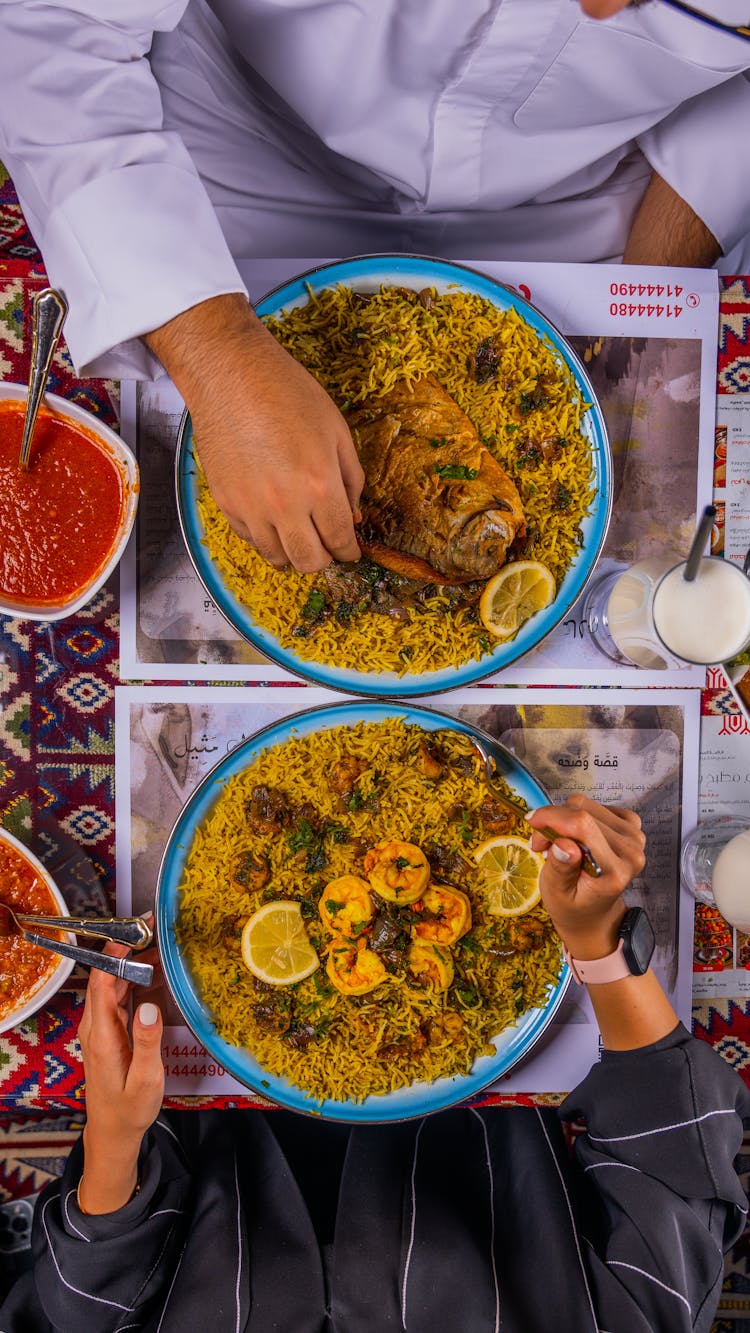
[479,561,556,639]
[241,902,319,985]
[474,836,544,917]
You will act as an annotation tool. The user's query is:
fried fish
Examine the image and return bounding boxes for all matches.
[348,375,525,585]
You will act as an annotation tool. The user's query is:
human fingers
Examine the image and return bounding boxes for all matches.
[277,514,333,573]
[224,512,288,569]
[85,939,132,1028]
[312,482,362,563]
[529,802,644,875]
[551,793,642,831]
[337,433,365,525]
[126,1002,165,1111]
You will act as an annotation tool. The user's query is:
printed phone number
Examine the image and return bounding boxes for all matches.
[162,1044,225,1077]
[609,282,684,319]
[163,1063,226,1078]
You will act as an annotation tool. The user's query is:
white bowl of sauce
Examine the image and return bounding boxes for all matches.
[0,827,74,1035]
[0,382,139,620]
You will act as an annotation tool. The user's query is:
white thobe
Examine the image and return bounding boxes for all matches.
[0,0,748,378]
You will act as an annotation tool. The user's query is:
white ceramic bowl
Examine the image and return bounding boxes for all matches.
[0,827,75,1035]
[0,382,139,621]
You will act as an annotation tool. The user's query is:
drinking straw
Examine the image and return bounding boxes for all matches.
[683,505,716,583]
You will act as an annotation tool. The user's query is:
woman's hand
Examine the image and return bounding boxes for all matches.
[529,796,680,1050]
[145,294,365,572]
[529,795,646,959]
[77,936,165,1214]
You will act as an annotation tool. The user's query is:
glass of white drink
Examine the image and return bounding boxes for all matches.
[651,556,750,665]
[586,556,750,669]
[712,828,750,933]
[680,817,750,905]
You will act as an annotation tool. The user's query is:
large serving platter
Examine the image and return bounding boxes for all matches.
[176,254,612,696]
[156,700,570,1123]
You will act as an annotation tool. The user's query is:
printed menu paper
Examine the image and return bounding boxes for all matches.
[692,677,750,1001]
[115,686,699,1099]
[119,260,718,685]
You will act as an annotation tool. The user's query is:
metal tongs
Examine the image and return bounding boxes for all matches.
[470,736,603,880]
[0,905,154,986]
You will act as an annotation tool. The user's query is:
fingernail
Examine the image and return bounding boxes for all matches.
[526,808,538,821]
[138,1002,159,1027]
[552,844,572,863]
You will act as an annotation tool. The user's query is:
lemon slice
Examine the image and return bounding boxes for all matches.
[474,836,544,917]
[479,561,556,639]
[241,902,319,985]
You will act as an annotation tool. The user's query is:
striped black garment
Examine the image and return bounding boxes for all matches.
[1,1025,747,1333]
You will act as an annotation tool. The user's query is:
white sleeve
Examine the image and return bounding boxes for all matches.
[0,1,247,378]
[637,72,750,259]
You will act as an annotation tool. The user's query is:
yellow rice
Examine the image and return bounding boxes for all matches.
[197,285,596,674]
[176,719,562,1104]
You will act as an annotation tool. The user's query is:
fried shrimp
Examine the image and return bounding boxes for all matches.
[407,941,454,992]
[326,938,388,996]
[411,884,472,946]
[364,840,430,904]
[318,875,374,937]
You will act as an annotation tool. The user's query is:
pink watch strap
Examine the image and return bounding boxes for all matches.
[564,938,630,985]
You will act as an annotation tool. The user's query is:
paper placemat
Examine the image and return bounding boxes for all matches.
[115,685,699,1098]
[120,259,718,685]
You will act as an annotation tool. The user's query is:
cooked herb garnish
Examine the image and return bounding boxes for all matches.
[455,982,480,1007]
[434,464,479,481]
[519,388,549,415]
[300,588,327,621]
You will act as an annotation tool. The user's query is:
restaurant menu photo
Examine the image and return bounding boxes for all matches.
[115,685,699,1100]
[119,258,718,687]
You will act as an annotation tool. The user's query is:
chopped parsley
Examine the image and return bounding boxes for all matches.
[300,588,327,621]
[434,464,479,481]
[551,482,573,512]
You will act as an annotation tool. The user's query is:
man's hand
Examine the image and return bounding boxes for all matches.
[529,795,646,959]
[77,937,164,1214]
[145,294,365,572]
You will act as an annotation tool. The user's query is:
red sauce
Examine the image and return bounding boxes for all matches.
[0,841,62,1019]
[0,400,125,606]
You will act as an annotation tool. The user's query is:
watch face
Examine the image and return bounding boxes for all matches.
[621,907,655,976]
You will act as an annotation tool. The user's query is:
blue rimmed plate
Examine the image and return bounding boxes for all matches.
[156,699,570,1122]
[176,255,611,695]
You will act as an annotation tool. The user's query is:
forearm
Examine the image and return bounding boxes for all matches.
[557,916,679,1051]
[79,1125,141,1215]
[623,170,721,267]
[144,293,268,406]
[585,968,679,1051]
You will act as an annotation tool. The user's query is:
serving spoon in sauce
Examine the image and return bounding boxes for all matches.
[0,903,153,986]
[18,287,68,470]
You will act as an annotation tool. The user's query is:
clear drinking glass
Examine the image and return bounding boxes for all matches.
[585,556,750,669]
[680,817,750,907]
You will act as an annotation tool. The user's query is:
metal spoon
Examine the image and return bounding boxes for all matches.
[18,287,68,470]
[0,904,153,986]
[470,736,603,879]
[22,930,153,986]
[0,903,152,950]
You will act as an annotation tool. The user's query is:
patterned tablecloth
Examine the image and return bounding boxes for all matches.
[0,224,750,1111]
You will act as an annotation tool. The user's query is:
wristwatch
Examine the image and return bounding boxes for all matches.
[564,906,655,985]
